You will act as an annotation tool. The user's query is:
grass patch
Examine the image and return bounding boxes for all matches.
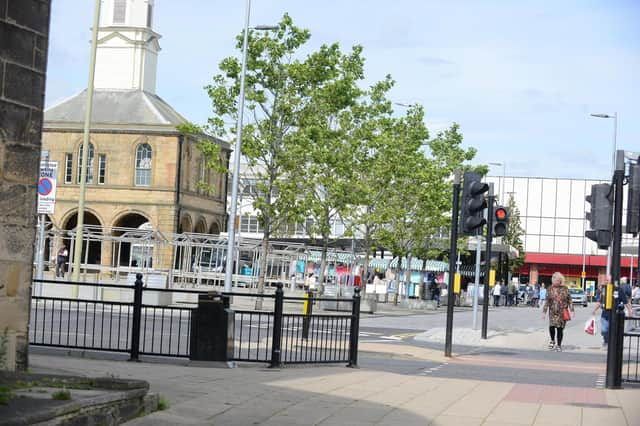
[0,385,13,405]
[157,396,169,410]
[51,389,71,401]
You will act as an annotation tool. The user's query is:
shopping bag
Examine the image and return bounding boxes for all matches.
[563,307,571,321]
[584,316,596,335]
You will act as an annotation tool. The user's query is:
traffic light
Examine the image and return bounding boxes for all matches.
[585,183,613,249]
[460,171,489,235]
[626,164,640,235]
[493,206,509,237]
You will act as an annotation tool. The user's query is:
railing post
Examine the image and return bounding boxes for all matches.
[129,273,143,362]
[606,306,625,388]
[302,290,313,339]
[348,286,361,368]
[270,282,284,368]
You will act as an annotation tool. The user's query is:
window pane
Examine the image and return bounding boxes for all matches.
[98,154,106,184]
[568,237,584,255]
[77,143,94,184]
[113,0,126,23]
[540,218,555,235]
[570,180,587,218]
[555,218,569,236]
[554,236,568,254]
[135,143,152,186]
[526,179,542,216]
[540,236,555,253]
[526,217,540,234]
[541,179,557,215]
[146,4,153,27]
[555,180,571,218]
[65,153,73,184]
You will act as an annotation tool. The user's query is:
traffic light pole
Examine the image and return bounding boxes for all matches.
[606,150,625,389]
[482,185,495,339]
[445,169,461,358]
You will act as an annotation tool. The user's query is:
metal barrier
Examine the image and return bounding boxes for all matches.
[30,277,361,367]
[622,315,640,383]
[226,283,360,367]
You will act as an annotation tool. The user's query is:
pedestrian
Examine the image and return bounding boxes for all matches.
[507,281,517,306]
[500,281,507,306]
[592,280,632,348]
[542,272,574,352]
[56,244,68,278]
[492,282,501,306]
[532,284,540,307]
[539,284,547,310]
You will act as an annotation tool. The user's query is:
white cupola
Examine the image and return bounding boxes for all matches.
[94,0,161,93]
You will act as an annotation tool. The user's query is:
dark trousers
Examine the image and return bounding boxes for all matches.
[56,260,66,277]
[493,295,500,306]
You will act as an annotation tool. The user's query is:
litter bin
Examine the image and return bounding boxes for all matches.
[189,293,234,361]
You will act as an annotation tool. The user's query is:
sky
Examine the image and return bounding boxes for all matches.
[45,0,639,180]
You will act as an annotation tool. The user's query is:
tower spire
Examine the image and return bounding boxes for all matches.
[94,0,161,93]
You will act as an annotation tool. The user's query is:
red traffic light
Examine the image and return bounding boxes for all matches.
[495,207,507,221]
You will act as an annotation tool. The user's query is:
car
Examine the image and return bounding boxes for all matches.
[569,288,588,307]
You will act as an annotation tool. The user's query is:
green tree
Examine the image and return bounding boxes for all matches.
[202,14,315,305]
[503,194,526,272]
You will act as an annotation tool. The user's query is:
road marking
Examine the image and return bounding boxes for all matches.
[595,374,606,389]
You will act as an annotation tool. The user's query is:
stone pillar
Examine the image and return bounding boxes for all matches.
[529,264,539,285]
[0,0,51,371]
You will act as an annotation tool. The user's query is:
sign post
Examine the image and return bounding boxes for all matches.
[36,157,58,284]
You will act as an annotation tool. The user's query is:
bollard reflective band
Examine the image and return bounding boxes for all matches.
[606,284,613,310]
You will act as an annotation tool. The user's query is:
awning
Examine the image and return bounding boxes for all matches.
[388,258,448,272]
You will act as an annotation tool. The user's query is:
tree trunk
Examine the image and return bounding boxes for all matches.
[420,258,427,300]
[255,231,270,310]
[393,255,401,305]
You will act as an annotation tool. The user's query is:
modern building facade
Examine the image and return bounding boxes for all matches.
[486,175,639,290]
[42,0,230,271]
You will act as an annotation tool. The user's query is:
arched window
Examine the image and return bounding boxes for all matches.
[77,143,94,184]
[113,0,127,24]
[135,143,152,186]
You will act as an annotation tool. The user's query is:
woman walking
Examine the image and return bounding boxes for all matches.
[542,272,574,351]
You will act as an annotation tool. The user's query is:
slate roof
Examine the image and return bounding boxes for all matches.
[44,89,188,132]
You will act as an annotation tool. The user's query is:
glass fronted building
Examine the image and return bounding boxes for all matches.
[486,175,639,290]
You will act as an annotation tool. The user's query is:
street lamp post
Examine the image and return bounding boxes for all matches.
[72,0,101,282]
[590,112,618,281]
[488,162,506,203]
[224,0,278,293]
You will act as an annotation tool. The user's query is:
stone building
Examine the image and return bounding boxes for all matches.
[0,0,51,371]
[42,0,230,271]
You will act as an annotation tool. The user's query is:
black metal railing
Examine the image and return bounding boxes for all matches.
[31,275,194,359]
[622,315,640,383]
[224,284,360,366]
[30,277,361,367]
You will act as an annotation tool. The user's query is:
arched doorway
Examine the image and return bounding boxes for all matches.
[179,214,192,234]
[194,217,207,234]
[112,213,151,267]
[209,221,221,235]
[63,210,103,265]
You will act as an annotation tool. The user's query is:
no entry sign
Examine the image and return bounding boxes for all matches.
[37,161,58,214]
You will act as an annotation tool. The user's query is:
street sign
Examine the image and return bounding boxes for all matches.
[37,161,58,214]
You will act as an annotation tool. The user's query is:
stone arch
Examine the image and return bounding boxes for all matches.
[194,216,207,234]
[111,211,153,267]
[178,213,192,234]
[209,221,221,235]
[61,209,104,265]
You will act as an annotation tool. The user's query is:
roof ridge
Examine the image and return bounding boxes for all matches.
[141,91,169,124]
